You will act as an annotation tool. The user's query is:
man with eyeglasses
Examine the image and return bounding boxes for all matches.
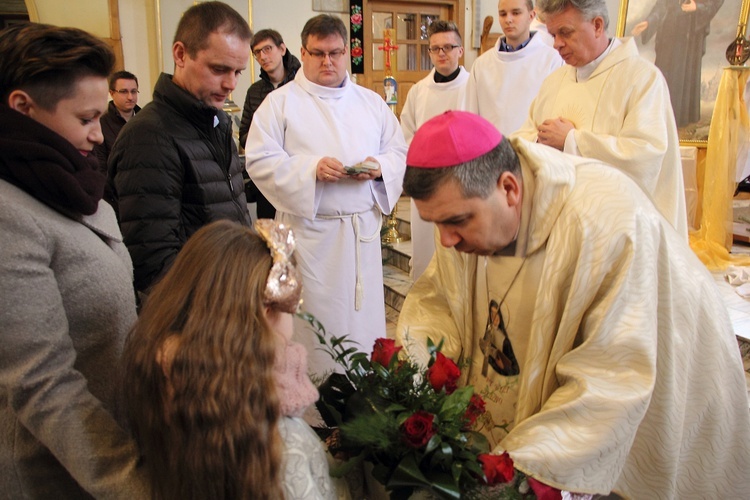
[92,71,140,183]
[466,0,562,134]
[513,0,687,239]
[245,14,407,382]
[110,2,252,297]
[400,20,469,281]
[237,29,301,220]
[239,29,300,150]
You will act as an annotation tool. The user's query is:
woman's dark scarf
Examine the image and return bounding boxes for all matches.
[0,104,105,215]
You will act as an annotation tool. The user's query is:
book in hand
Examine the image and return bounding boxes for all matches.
[345,160,379,175]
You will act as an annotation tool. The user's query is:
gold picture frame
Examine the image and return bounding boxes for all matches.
[615,0,750,147]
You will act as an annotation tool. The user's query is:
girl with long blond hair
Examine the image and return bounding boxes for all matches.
[123,219,340,500]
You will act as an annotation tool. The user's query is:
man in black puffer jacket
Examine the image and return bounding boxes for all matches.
[238,29,301,219]
[110,2,252,295]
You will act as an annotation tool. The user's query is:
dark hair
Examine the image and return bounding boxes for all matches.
[537,0,609,30]
[251,28,284,49]
[301,14,347,48]
[403,138,522,200]
[108,70,138,90]
[174,1,252,58]
[427,20,463,45]
[124,220,284,500]
[0,23,114,110]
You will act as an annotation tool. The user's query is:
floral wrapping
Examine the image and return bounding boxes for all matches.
[255,219,302,314]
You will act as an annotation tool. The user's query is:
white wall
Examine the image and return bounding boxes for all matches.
[117,0,627,110]
[118,0,156,103]
[117,0,482,110]
[477,0,624,40]
[119,0,256,109]
[252,0,320,78]
[29,0,109,37]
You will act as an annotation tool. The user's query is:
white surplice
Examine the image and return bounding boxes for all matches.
[397,138,750,498]
[514,38,688,239]
[245,71,407,377]
[400,67,470,144]
[465,33,563,135]
[400,67,470,280]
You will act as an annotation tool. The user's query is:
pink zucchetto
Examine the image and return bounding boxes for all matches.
[406,111,503,168]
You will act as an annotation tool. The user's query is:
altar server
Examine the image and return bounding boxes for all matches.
[245,14,407,378]
[465,0,562,134]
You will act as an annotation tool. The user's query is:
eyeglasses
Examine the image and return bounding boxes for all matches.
[427,45,461,54]
[304,47,346,62]
[252,44,275,58]
[114,89,139,95]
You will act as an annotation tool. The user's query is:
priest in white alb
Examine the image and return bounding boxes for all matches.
[245,15,407,378]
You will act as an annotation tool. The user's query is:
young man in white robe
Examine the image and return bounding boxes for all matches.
[245,15,407,379]
[465,0,563,134]
[398,111,750,499]
[513,0,687,238]
[400,20,469,281]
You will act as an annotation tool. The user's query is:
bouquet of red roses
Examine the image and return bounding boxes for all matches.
[302,313,560,500]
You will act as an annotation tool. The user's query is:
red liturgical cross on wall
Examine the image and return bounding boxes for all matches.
[378,29,398,76]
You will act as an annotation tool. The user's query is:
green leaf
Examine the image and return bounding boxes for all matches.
[465,430,490,454]
[424,433,441,454]
[372,362,391,379]
[315,373,356,427]
[339,412,398,450]
[387,455,462,500]
[464,460,485,478]
[451,461,462,483]
[385,403,407,413]
[429,441,454,469]
[386,454,430,487]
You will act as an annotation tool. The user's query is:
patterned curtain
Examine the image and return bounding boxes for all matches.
[350,0,364,74]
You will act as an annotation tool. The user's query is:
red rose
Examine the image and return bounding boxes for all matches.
[401,410,436,448]
[350,13,363,25]
[463,393,486,427]
[528,477,562,500]
[479,452,515,484]
[351,46,363,58]
[427,352,460,394]
[371,338,402,367]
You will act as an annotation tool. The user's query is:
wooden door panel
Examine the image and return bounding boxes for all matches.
[362,0,462,119]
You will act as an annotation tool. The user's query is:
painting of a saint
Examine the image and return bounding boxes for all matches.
[631,0,724,127]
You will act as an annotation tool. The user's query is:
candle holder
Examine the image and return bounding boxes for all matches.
[381,205,403,245]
